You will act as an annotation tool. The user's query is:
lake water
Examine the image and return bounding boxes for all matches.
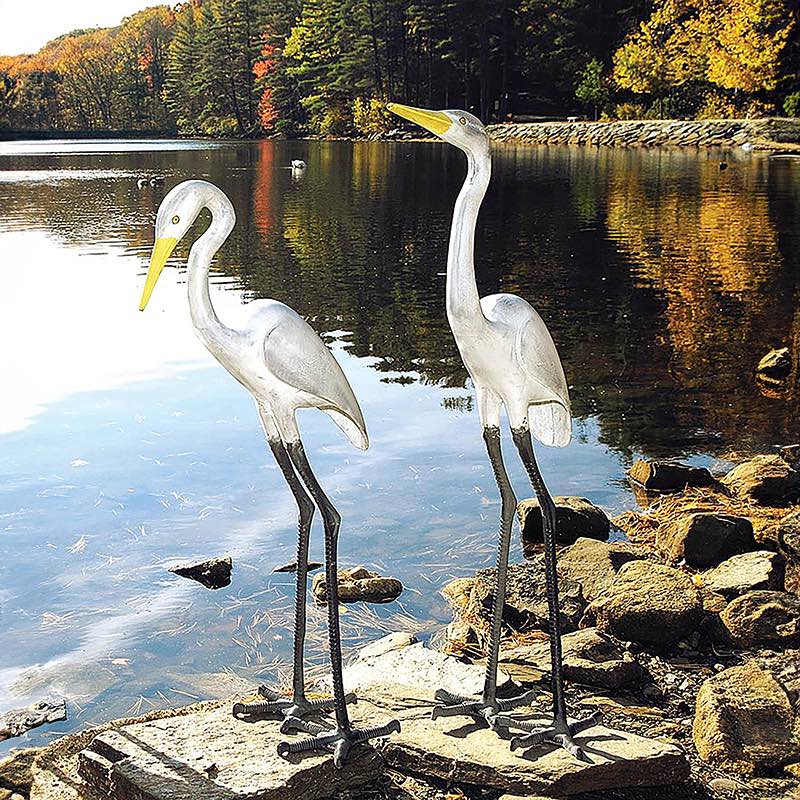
[1,138,798,751]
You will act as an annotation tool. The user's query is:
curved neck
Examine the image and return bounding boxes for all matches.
[187,196,236,346]
[447,142,491,325]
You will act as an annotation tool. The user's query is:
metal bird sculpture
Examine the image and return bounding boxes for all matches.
[387,104,601,757]
[138,179,399,766]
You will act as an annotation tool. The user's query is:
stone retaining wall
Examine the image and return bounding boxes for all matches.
[487,117,800,149]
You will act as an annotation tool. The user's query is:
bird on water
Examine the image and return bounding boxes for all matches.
[387,103,602,757]
[138,179,399,766]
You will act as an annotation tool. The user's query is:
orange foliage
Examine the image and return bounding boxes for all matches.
[253,40,278,130]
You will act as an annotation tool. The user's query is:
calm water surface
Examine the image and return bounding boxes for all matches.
[1,138,798,750]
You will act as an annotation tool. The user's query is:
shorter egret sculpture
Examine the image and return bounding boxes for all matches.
[139,179,399,767]
[387,103,602,758]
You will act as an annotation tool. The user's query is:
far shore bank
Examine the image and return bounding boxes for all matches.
[3,118,800,152]
[485,117,800,152]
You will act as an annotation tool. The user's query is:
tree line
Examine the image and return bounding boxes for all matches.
[0,0,798,137]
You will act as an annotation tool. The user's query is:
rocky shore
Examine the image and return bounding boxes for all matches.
[442,450,800,799]
[485,117,800,151]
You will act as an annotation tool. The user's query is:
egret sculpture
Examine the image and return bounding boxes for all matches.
[387,104,602,757]
[138,179,399,766]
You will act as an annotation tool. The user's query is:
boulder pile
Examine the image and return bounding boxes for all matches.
[442,452,800,796]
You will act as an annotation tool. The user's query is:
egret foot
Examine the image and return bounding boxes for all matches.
[277,719,401,768]
[232,686,355,734]
[430,688,538,732]
[509,710,603,759]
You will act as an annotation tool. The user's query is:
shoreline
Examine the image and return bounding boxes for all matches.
[485,117,800,152]
[3,118,800,152]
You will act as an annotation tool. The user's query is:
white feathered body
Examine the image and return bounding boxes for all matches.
[450,292,570,447]
[197,298,368,451]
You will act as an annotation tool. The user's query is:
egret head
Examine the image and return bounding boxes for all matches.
[139,180,222,311]
[387,103,488,156]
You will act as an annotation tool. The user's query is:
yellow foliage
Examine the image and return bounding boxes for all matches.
[613,102,648,119]
[613,0,796,98]
[352,97,393,135]
[704,0,793,93]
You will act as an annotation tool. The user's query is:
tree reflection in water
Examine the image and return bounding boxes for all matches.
[0,139,798,458]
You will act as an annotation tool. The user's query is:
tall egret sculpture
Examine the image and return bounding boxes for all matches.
[387,104,601,757]
[139,179,399,766]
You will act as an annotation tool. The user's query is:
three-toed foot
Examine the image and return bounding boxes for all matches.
[430,688,538,732]
[509,710,603,760]
[232,685,354,734]
[277,718,402,768]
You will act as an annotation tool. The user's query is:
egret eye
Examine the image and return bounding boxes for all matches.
[459,116,467,125]
[172,215,180,225]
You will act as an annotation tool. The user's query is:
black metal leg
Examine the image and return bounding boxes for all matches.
[233,440,341,732]
[282,440,400,768]
[430,427,537,731]
[510,427,601,759]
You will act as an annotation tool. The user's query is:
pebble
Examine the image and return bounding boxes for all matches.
[708,777,748,795]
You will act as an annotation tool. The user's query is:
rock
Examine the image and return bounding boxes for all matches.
[628,459,714,493]
[757,347,791,380]
[0,748,41,792]
[445,558,586,648]
[169,555,232,590]
[357,632,417,660]
[707,777,750,795]
[778,444,800,469]
[693,662,800,774]
[577,695,668,719]
[67,676,690,800]
[557,537,646,602]
[656,512,755,567]
[721,455,800,505]
[312,566,403,604]
[78,701,384,800]
[778,511,800,594]
[517,496,610,543]
[700,551,784,597]
[341,641,510,697]
[583,561,702,646]
[378,684,690,796]
[719,590,800,647]
[499,628,643,689]
[272,560,323,573]
[785,761,800,778]
[0,699,66,742]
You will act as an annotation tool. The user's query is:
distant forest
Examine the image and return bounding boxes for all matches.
[0,0,798,137]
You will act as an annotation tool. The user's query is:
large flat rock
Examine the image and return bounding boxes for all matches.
[35,645,689,799]
[368,684,690,796]
[78,703,384,800]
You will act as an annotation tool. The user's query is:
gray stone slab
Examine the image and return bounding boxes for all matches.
[57,645,689,800]
[363,683,690,796]
[78,704,384,800]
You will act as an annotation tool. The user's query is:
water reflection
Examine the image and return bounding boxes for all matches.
[0,139,798,747]
[2,140,796,456]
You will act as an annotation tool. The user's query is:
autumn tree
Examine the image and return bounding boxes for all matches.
[613,0,796,114]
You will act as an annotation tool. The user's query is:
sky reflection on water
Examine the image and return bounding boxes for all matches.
[0,138,797,749]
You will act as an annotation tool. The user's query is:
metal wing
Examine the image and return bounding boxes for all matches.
[262,307,368,450]
[516,303,572,448]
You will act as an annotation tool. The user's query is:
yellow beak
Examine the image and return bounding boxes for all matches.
[139,237,177,311]
[386,103,451,136]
